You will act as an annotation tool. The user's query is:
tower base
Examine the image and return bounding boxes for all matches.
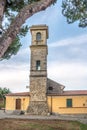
[27,101,49,115]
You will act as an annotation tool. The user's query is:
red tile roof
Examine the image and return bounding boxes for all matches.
[6,90,87,97]
[48,90,87,96]
[6,92,30,96]
[63,90,87,95]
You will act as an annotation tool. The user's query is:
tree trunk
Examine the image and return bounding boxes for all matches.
[0,0,6,28]
[0,0,56,58]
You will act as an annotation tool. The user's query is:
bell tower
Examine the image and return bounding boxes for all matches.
[27,25,49,115]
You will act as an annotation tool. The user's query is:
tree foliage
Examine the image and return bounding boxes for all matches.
[0,87,11,98]
[62,0,87,27]
[0,0,31,60]
[0,0,57,59]
[1,25,28,60]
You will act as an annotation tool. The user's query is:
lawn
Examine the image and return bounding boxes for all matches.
[0,119,87,130]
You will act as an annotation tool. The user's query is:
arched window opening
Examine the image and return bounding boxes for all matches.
[36,32,41,41]
[36,60,41,70]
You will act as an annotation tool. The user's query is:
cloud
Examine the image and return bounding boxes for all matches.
[49,34,87,47]
[0,60,86,92]
[0,47,30,92]
[48,61,87,90]
[0,47,87,92]
[0,64,29,92]
[0,47,30,66]
[48,33,87,63]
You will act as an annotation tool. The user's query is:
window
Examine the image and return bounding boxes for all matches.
[36,32,41,41]
[36,60,40,70]
[49,86,53,91]
[83,103,85,107]
[67,99,72,108]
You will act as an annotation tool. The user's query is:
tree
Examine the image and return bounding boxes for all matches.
[0,87,11,108]
[0,0,87,59]
[0,87,11,99]
[62,0,87,27]
[0,0,57,59]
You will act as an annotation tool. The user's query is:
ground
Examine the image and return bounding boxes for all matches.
[0,110,87,130]
[0,118,87,130]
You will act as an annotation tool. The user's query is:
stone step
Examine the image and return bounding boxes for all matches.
[12,110,25,115]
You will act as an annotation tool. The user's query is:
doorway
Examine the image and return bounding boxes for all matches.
[16,99,21,110]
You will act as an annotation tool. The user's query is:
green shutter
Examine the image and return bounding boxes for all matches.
[67,99,72,107]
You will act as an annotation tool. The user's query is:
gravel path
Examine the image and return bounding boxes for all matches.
[0,110,87,124]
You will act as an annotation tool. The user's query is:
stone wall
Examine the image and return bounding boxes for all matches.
[27,25,49,115]
[47,78,65,94]
[30,45,48,72]
[30,77,47,101]
[27,101,48,115]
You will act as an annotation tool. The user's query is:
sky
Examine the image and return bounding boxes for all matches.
[0,0,87,92]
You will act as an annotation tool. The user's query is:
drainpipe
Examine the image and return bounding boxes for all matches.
[51,96,52,115]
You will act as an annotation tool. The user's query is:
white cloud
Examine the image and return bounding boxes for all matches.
[0,64,29,92]
[0,46,87,92]
[0,47,30,92]
[49,34,87,47]
[48,61,87,90]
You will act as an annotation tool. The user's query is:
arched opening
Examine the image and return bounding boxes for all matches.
[36,60,41,70]
[36,32,41,41]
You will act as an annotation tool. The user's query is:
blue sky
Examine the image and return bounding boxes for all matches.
[0,0,87,92]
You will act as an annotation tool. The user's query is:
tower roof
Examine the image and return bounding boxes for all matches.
[30,24,49,39]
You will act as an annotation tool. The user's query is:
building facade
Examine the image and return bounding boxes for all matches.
[6,90,87,114]
[6,25,87,115]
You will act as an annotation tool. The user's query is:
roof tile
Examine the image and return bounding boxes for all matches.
[6,92,30,96]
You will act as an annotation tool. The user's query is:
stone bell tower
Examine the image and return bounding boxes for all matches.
[27,25,49,115]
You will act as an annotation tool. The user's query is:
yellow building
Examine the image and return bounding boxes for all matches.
[6,89,87,114]
[47,90,87,114]
[6,92,30,111]
[5,25,87,115]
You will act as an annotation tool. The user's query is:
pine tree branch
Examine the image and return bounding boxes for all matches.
[0,0,56,58]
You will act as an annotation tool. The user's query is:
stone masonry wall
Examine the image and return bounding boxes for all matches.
[30,77,47,101]
[27,25,49,115]
[27,101,48,115]
[47,78,65,94]
[30,46,48,72]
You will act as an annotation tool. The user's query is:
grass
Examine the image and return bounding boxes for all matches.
[72,121,87,130]
[0,103,4,109]
[0,119,87,130]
